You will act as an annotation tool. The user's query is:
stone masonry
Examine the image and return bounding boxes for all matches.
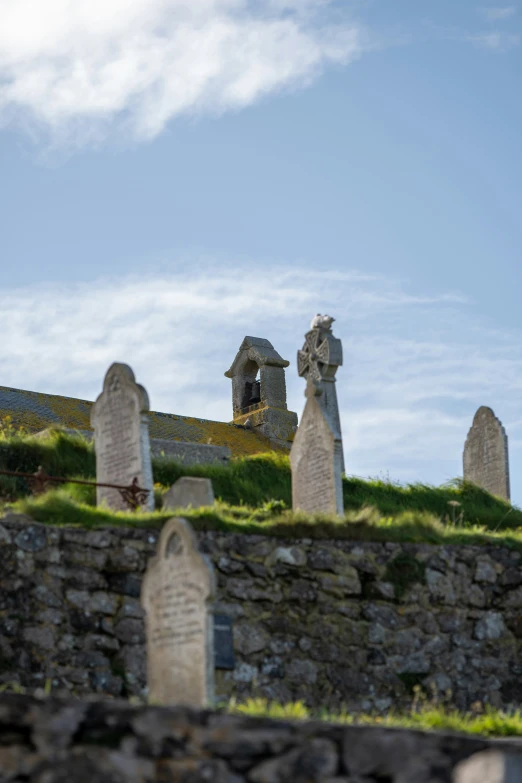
[1,692,522,783]
[43,429,232,466]
[225,336,298,448]
[1,513,522,715]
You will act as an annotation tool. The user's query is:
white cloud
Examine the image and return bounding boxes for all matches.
[465,31,520,50]
[1,263,521,503]
[0,0,363,147]
[477,6,517,21]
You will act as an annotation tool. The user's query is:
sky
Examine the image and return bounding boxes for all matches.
[0,0,521,505]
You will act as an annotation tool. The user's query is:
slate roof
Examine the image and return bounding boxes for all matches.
[0,385,277,458]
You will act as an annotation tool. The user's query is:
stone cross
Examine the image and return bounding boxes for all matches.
[290,315,344,516]
[90,363,154,511]
[463,406,510,501]
[141,517,216,707]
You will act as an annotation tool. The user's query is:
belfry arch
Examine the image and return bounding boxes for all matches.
[225,336,298,448]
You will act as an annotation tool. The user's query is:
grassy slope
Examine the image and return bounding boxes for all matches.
[1,429,521,548]
[9,491,522,553]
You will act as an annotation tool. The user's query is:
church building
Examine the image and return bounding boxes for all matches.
[0,337,298,464]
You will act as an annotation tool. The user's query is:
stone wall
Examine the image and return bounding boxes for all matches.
[1,513,522,714]
[42,428,232,464]
[150,438,231,464]
[1,692,522,783]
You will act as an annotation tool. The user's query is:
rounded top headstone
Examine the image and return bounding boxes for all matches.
[98,362,150,412]
[472,406,496,425]
[463,405,510,501]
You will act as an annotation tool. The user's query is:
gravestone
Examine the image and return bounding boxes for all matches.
[290,315,344,516]
[463,406,510,501]
[454,750,522,783]
[90,363,154,511]
[163,477,215,510]
[141,517,216,707]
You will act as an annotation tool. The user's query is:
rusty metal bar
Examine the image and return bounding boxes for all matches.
[0,467,150,511]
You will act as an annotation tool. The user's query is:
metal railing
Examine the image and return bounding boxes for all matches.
[0,466,150,510]
[240,401,264,416]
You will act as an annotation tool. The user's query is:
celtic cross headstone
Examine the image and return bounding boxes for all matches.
[290,315,344,516]
[141,517,216,707]
[90,363,154,511]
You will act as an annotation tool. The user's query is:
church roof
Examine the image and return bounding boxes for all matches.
[0,385,277,458]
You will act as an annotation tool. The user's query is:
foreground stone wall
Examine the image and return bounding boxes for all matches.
[0,692,522,783]
[1,513,522,713]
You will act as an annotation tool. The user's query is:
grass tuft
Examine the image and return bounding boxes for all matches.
[227,697,522,737]
[6,489,522,552]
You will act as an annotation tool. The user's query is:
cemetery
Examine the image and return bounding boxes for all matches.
[0,316,521,781]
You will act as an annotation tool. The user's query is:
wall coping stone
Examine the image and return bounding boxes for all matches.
[1,513,521,559]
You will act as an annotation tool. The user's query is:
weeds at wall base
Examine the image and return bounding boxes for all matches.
[0,678,521,738]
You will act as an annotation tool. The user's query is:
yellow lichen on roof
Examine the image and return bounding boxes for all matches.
[0,386,284,458]
[0,387,92,433]
[148,412,282,457]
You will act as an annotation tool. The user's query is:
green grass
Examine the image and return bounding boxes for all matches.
[1,428,521,540]
[343,475,520,531]
[0,679,520,737]
[226,697,522,737]
[0,428,291,506]
[0,428,96,497]
[7,488,522,552]
[153,449,293,507]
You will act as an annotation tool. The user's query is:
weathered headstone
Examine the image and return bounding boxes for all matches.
[454,750,522,783]
[141,517,216,706]
[463,406,510,501]
[290,315,344,516]
[90,363,154,511]
[163,477,215,510]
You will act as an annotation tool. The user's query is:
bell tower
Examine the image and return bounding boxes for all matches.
[225,336,298,448]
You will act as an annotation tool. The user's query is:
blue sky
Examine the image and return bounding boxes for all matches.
[1,0,521,504]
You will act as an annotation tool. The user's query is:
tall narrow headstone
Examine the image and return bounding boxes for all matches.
[463,406,510,501]
[290,315,344,516]
[90,363,154,511]
[141,517,216,707]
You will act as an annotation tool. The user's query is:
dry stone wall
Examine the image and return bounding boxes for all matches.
[1,513,522,714]
[2,692,522,783]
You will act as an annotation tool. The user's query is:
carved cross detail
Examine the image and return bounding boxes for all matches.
[297,328,341,384]
[108,374,121,393]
